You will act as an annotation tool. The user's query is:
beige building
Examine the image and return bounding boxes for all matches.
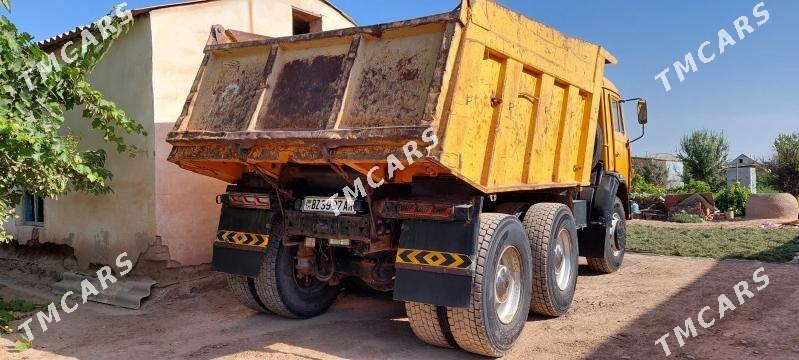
[5,0,355,277]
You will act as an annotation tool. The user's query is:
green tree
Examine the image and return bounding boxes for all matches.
[768,132,799,195]
[1,2,145,240]
[672,179,712,194]
[716,183,751,217]
[677,129,729,190]
[633,159,669,187]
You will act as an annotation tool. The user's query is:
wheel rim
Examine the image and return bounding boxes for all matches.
[494,245,523,324]
[610,212,622,257]
[553,228,574,291]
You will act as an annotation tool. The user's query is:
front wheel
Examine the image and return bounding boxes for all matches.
[586,197,626,273]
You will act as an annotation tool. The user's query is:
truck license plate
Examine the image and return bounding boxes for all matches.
[302,197,356,215]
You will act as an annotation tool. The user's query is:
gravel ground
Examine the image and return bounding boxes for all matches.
[1,254,798,359]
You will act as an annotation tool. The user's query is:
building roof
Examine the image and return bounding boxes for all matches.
[38,0,355,48]
[728,154,762,168]
[633,153,681,162]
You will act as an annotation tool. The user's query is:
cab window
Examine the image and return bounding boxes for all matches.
[610,97,625,134]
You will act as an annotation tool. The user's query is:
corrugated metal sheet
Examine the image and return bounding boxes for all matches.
[53,272,156,310]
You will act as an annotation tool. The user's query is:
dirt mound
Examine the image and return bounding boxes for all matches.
[746,193,799,220]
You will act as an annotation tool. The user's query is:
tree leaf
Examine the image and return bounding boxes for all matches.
[0,7,142,241]
[14,340,30,352]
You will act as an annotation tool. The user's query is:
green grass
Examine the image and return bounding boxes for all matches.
[669,214,703,224]
[627,224,799,263]
[0,298,46,331]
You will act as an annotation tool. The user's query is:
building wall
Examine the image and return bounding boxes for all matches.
[8,16,156,269]
[727,167,757,193]
[665,160,684,188]
[149,0,355,267]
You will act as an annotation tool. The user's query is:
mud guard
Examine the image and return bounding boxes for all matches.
[578,173,621,258]
[212,206,275,277]
[393,219,479,308]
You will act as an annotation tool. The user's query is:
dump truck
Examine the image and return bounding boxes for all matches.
[167,0,648,356]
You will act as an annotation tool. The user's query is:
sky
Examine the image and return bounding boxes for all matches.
[3,0,798,159]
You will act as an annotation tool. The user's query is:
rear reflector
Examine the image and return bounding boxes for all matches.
[225,192,271,210]
[380,200,472,222]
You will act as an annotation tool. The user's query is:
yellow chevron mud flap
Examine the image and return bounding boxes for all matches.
[216,231,270,248]
[212,205,276,277]
[393,219,479,308]
[395,248,473,273]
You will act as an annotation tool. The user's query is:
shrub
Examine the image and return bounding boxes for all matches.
[669,214,703,223]
[677,130,729,190]
[671,180,712,194]
[631,175,667,209]
[756,182,779,194]
[716,183,751,217]
[632,174,667,196]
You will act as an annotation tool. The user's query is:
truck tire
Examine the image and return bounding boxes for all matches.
[587,197,626,273]
[447,213,532,357]
[253,217,341,318]
[523,203,579,317]
[405,302,456,349]
[225,274,269,313]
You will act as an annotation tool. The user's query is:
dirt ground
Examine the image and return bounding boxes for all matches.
[1,254,797,360]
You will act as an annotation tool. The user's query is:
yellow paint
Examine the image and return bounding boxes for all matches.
[171,0,633,193]
[216,230,269,248]
[396,248,471,269]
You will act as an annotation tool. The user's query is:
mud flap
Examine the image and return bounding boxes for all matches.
[212,206,275,277]
[578,173,620,258]
[393,220,479,308]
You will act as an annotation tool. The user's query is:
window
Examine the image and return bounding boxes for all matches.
[292,9,322,35]
[22,192,44,226]
[610,97,625,134]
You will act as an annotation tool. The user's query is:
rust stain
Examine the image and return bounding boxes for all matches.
[257,55,346,130]
[341,33,443,129]
[396,55,421,81]
[189,59,263,132]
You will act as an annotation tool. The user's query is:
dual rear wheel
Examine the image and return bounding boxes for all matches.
[406,206,579,357]
[226,217,341,318]
[407,201,625,357]
[407,213,532,357]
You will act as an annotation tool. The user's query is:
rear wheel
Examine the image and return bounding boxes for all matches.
[253,217,341,318]
[225,274,268,313]
[587,197,626,273]
[447,213,532,357]
[523,203,579,317]
[405,302,456,349]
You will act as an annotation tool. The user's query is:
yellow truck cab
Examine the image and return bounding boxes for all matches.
[602,79,633,184]
[167,0,648,356]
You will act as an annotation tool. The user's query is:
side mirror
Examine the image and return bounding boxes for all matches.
[637,99,648,125]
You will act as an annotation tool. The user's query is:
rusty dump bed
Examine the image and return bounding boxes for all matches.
[168,0,616,193]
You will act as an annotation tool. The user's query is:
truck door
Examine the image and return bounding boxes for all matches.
[607,92,631,182]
